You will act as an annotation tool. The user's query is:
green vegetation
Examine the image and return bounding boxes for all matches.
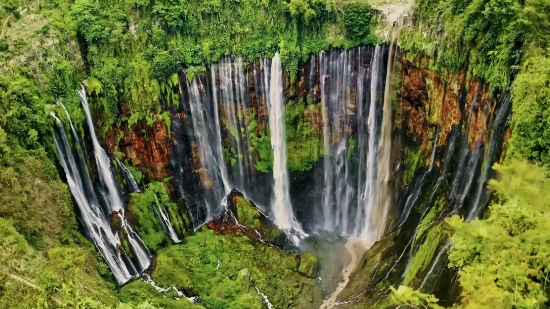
[394,160,550,308]
[234,196,261,229]
[250,129,273,173]
[0,218,121,308]
[28,0,376,134]
[126,163,144,185]
[0,2,379,306]
[297,253,319,278]
[285,99,322,172]
[400,0,521,92]
[8,0,550,307]
[415,197,445,242]
[402,224,444,286]
[403,146,423,185]
[118,280,205,309]
[401,0,550,173]
[129,181,190,251]
[153,229,322,309]
[0,55,125,308]
[391,285,445,309]
[232,196,286,244]
[509,53,550,166]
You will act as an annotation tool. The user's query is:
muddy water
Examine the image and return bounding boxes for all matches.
[320,237,370,309]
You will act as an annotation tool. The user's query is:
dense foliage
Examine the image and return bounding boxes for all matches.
[400,0,550,168]
[0,1,376,307]
[27,0,376,133]
[6,0,550,307]
[390,0,550,304]
[152,229,321,309]
[394,160,550,308]
[129,181,190,251]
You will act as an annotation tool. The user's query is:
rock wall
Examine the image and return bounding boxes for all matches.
[99,45,510,306]
[102,46,504,227]
[335,54,511,307]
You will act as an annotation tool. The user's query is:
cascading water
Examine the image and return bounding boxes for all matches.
[51,112,135,284]
[371,36,396,241]
[356,46,383,238]
[429,124,440,168]
[77,87,152,273]
[267,52,305,236]
[467,92,512,221]
[115,157,141,193]
[173,57,268,229]
[317,45,393,243]
[115,151,182,244]
[216,57,254,191]
[186,77,232,223]
[174,47,394,242]
[152,193,182,244]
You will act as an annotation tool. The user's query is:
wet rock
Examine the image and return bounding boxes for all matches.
[105,111,172,180]
[204,190,291,248]
[110,211,123,232]
[334,231,409,308]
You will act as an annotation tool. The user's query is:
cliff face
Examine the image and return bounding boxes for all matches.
[101,45,509,305]
[106,50,500,205]
[335,54,511,307]
[398,56,496,160]
[106,108,173,180]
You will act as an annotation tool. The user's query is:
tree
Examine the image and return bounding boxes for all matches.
[393,160,550,308]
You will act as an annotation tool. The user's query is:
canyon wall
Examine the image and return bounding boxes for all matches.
[94,44,510,305]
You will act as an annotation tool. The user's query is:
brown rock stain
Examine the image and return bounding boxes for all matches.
[398,55,497,166]
[106,109,172,180]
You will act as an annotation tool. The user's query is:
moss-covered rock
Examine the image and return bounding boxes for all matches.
[285,98,323,173]
[339,234,395,298]
[128,181,190,251]
[403,224,444,286]
[234,196,261,229]
[209,190,292,248]
[152,229,322,309]
[298,253,319,278]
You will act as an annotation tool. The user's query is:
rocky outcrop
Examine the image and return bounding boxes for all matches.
[297,253,319,278]
[99,46,508,308]
[205,190,289,247]
[105,107,172,180]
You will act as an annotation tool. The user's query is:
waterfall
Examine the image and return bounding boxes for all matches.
[254,286,274,309]
[429,124,440,168]
[216,57,253,191]
[77,87,152,273]
[210,65,232,194]
[267,52,304,236]
[152,194,182,244]
[186,77,231,222]
[320,49,352,232]
[418,241,452,292]
[142,274,197,302]
[176,57,271,229]
[467,92,512,221]
[115,157,141,193]
[51,112,134,284]
[356,46,383,239]
[370,35,397,241]
[116,148,182,245]
[317,45,389,243]
[78,87,124,213]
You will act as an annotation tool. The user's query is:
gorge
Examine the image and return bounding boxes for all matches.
[1,0,549,308]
